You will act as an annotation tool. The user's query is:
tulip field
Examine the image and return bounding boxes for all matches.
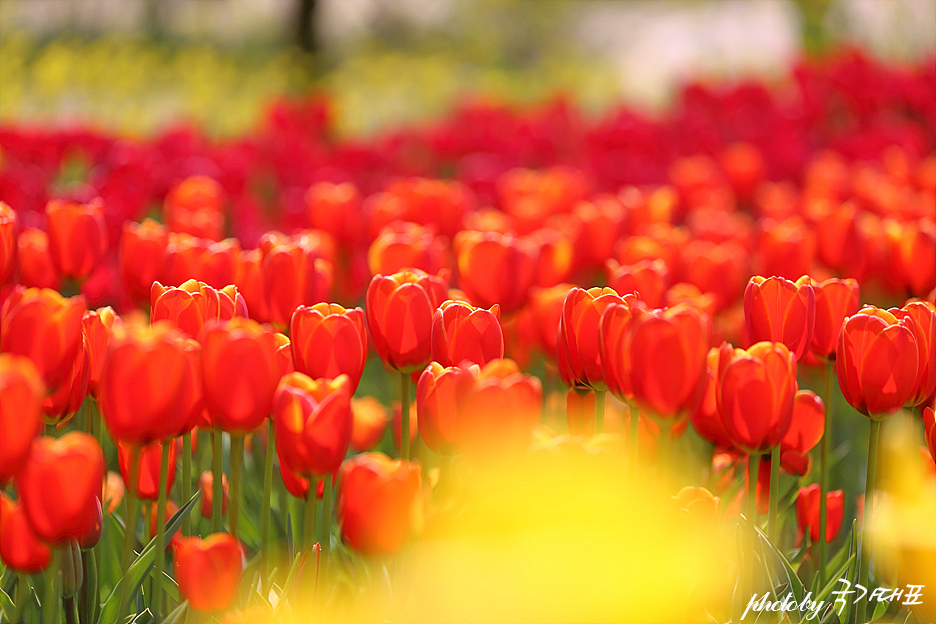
[0,47,935,624]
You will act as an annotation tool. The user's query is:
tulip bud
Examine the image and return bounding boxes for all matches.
[893,301,936,408]
[60,539,84,598]
[118,440,177,501]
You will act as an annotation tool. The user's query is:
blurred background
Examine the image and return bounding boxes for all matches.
[1,0,934,137]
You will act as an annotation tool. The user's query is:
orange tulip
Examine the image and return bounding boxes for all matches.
[306,181,363,247]
[571,196,626,270]
[235,248,268,322]
[261,241,332,328]
[119,219,169,305]
[808,278,860,361]
[528,228,575,288]
[369,177,472,239]
[164,176,225,241]
[42,334,89,424]
[415,362,476,455]
[605,259,669,309]
[151,279,247,341]
[836,306,919,417]
[717,342,797,453]
[893,301,936,408]
[164,235,242,291]
[273,373,353,479]
[430,300,503,368]
[337,453,422,557]
[202,318,282,434]
[807,200,864,273]
[682,240,748,312]
[621,304,711,419]
[0,202,15,285]
[45,199,108,281]
[174,533,244,613]
[99,322,201,444]
[755,216,817,281]
[0,287,85,393]
[15,432,104,544]
[290,303,367,392]
[17,228,61,290]
[780,390,825,473]
[365,269,449,373]
[924,407,935,464]
[743,275,816,362]
[557,287,627,390]
[673,485,722,525]
[82,306,123,399]
[102,471,125,515]
[350,397,389,452]
[690,348,734,449]
[117,439,177,501]
[0,493,51,573]
[597,297,645,402]
[528,283,574,360]
[197,471,228,519]
[796,484,844,545]
[0,354,44,483]
[368,221,449,277]
[883,218,936,296]
[454,230,536,313]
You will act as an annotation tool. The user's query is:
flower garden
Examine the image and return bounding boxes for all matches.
[0,41,934,624]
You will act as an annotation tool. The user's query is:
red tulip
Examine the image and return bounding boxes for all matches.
[368,221,449,277]
[100,322,201,444]
[81,306,123,399]
[350,397,389,452]
[290,303,367,392]
[119,219,169,306]
[744,275,816,362]
[164,176,224,241]
[690,348,734,449]
[893,301,936,407]
[42,333,89,424]
[0,287,86,393]
[807,200,864,273]
[808,278,860,361]
[15,432,104,544]
[528,228,575,288]
[261,241,332,328]
[197,471,228,519]
[306,181,363,248]
[17,228,61,290]
[431,300,503,368]
[369,177,472,239]
[597,297,644,401]
[416,362,477,455]
[755,216,817,281]
[836,306,919,417]
[146,500,182,551]
[365,269,449,373]
[117,439,177,501]
[0,202,15,286]
[623,304,711,419]
[0,354,44,483]
[235,248,268,322]
[273,373,353,479]
[781,390,825,455]
[202,318,282,434]
[571,195,626,270]
[151,279,247,341]
[883,218,936,296]
[337,453,422,557]
[528,284,574,360]
[557,287,627,390]
[454,230,536,313]
[796,484,844,545]
[164,235,242,291]
[605,259,669,309]
[717,342,797,453]
[0,493,51,573]
[174,533,244,612]
[45,199,108,281]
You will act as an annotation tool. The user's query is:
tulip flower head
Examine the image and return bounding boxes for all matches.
[350,397,390,452]
[18,228,61,290]
[45,198,108,281]
[808,278,860,362]
[558,287,627,391]
[795,484,844,545]
[164,176,225,241]
[197,471,228,519]
[743,275,816,362]
[151,279,248,341]
[836,306,919,418]
[0,355,44,484]
[0,493,51,573]
[174,533,244,613]
[290,303,367,392]
[893,301,936,408]
[118,439,177,501]
[430,300,504,368]
[119,218,169,305]
[454,230,537,313]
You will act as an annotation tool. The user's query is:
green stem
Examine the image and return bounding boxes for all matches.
[320,474,332,595]
[212,427,224,533]
[116,446,142,622]
[91,398,104,451]
[629,404,639,469]
[77,549,91,624]
[12,574,28,624]
[746,453,760,600]
[46,422,56,437]
[181,432,192,536]
[594,390,605,434]
[261,421,275,583]
[818,362,832,589]
[43,547,59,624]
[152,441,171,619]
[305,490,317,551]
[856,419,882,624]
[768,445,780,545]
[64,595,77,624]
[400,372,411,460]
[230,435,244,539]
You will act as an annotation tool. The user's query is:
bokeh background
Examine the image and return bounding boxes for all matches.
[1,0,934,137]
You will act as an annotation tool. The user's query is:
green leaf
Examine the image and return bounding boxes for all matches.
[0,587,13,619]
[158,600,188,624]
[814,554,855,603]
[756,525,804,606]
[871,599,888,622]
[273,552,303,615]
[96,491,201,624]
